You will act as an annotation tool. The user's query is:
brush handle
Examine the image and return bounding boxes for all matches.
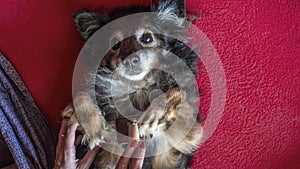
[128,123,140,141]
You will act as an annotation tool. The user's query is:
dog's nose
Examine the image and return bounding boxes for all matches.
[122,55,140,68]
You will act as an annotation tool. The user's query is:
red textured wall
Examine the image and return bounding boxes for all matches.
[0,0,299,169]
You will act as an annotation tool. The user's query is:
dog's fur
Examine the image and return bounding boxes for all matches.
[63,0,203,168]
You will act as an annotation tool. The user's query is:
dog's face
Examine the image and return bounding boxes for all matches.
[73,1,192,84]
[103,29,161,81]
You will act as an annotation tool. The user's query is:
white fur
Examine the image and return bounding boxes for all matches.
[157,2,185,27]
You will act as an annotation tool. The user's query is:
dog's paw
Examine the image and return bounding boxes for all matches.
[73,92,112,149]
[138,109,162,139]
[138,88,186,140]
[62,104,79,124]
[138,91,171,139]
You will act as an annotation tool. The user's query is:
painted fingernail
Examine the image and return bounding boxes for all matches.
[140,142,146,149]
[130,140,138,148]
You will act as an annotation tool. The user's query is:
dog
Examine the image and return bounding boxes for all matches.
[63,0,203,168]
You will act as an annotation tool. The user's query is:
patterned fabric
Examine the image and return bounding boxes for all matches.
[0,52,56,169]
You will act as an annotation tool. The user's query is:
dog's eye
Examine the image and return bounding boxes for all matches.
[141,33,153,44]
[111,38,121,50]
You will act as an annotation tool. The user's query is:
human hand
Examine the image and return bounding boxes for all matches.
[53,119,146,169]
[115,140,146,169]
[53,119,100,169]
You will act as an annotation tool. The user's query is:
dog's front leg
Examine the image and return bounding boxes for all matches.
[63,92,111,149]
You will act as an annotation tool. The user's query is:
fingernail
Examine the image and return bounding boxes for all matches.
[140,142,146,149]
[130,140,138,148]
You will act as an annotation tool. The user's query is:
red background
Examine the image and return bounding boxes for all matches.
[0,0,299,168]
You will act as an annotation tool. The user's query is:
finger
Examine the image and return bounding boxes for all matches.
[63,122,79,168]
[65,122,79,148]
[54,119,69,168]
[129,142,146,169]
[115,140,138,169]
[78,146,101,169]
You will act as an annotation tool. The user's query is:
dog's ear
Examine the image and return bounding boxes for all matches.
[155,0,186,25]
[73,10,109,41]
